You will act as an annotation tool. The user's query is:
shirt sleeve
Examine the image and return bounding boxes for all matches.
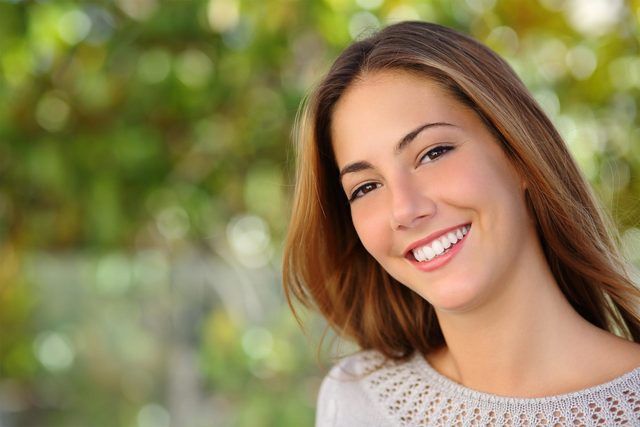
[315,372,339,427]
[315,356,394,427]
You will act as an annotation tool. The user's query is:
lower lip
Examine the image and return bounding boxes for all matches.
[407,227,470,273]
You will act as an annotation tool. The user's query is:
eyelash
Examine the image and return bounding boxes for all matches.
[348,144,455,203]
[348,182,381,202]
[419,144,454,164]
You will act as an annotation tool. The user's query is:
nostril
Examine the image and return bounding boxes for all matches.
[390,201,437,230]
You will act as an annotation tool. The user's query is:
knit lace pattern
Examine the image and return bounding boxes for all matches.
[347,351,640,426]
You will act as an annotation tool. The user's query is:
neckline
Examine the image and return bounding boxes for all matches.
[413,352,640,404]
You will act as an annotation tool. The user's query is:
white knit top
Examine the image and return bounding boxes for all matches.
[316,351,640,426]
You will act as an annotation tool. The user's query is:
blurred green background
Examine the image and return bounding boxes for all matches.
[0,0,639,426]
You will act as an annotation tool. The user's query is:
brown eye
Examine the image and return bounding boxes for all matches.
[420,145,454,164]
[349,182,381,202]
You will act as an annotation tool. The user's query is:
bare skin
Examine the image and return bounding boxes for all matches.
[332,69,640,398]
[426,270,640,397]
[425,210,640,397]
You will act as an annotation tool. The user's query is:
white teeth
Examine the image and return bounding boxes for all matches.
[423,245,436,261]
[411,225,470,262]
[447,232,458,244]
[432,240,445,254]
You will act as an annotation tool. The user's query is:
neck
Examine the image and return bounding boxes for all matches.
[429,244,606,397]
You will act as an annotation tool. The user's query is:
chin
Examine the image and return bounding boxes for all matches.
[410,277,488,313]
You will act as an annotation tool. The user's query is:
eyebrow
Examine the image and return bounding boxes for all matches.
[338,121,456,180]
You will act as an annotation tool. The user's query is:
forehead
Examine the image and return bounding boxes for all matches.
[333,70,452,124]
[330,70,470,160]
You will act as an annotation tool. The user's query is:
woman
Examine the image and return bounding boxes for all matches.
[283,21,640,426]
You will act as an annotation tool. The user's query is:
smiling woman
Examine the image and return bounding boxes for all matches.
[332,73,532,306]
[282,21,640,426]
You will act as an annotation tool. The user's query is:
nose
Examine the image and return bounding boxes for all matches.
[389,175,436,230]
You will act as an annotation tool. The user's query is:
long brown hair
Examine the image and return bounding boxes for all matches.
[282,21,640,360]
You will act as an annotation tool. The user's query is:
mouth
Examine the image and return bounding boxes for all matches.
[405,223,471,263]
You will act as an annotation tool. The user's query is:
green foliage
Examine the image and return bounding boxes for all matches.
[0,0,639,426]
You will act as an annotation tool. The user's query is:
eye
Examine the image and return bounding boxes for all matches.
[349,182,381,202]
[419,144,454,164]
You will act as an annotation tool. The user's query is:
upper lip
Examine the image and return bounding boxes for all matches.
[403,223,471,257]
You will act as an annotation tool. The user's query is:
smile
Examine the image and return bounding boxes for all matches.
[403,223,472,273]
[412,224,470,262]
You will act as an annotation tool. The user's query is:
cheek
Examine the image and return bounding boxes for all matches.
[441,152,522,206]
[455,159,529,228]
[428,162,490,206]
[351,205,390,256]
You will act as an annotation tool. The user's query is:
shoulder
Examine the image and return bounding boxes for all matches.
[315,350,399,427]
[324,349,388,380]
[589,332,640,380]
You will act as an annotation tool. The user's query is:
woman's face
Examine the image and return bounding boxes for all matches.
[331,70,538,313]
